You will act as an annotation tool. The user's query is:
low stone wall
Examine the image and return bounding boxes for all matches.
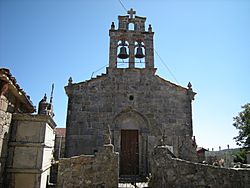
[150,146,250,188]
[57,144,119,188]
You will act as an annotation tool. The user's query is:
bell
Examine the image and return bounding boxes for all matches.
[118,46,129,59]
[135,46,144,58]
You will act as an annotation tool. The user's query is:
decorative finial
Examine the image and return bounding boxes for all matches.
[43,93,47,101]
[127,8,136,19]
[187,82,196,101]
[187,82,192,89]
[38,94,47,115]
[111,22,115,30]
[148,24,152,32]
[38,90,54,117]
[104,124,112,145]
[68,77,73,85]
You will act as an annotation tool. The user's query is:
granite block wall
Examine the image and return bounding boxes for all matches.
[65,68,197,166]
[57,144,119,188]
[150,146,250,188]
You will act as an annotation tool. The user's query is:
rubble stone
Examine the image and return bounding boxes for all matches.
[57,144,119,188]
[150,146,250,188]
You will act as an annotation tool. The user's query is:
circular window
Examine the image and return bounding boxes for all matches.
[129,95,134,101]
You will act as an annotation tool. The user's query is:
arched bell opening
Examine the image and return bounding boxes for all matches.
[117,40,129,68]
[134,41,145,68]
[128,22,135,31]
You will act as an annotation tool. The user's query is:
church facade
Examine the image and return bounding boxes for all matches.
[65,9,197,177]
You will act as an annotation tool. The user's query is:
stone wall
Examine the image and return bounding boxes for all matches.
[57,144,119,188]
[65,68,197,176]
[0,95,12,186]
[150,146,250,188]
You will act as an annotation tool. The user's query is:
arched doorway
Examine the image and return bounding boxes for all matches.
[112,109,150,176]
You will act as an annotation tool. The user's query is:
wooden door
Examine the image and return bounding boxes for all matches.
[120,130,139,175]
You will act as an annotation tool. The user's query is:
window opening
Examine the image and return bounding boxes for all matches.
[128,23,135,31]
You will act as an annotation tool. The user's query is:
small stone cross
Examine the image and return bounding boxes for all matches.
[127,8,136,19]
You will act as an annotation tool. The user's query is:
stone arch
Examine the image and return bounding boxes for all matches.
[112,108,150,131]
[134,41,146,68]
[111,108,151,176]
[117,40,129,68]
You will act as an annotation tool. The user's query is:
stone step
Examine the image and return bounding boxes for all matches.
[118,182,149,188]
[119,175,147,183]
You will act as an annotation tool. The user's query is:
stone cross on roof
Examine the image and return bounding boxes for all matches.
[127,8,136,19]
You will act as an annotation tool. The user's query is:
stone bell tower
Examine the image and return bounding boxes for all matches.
[109,8,154,69]
[64,9,198,177]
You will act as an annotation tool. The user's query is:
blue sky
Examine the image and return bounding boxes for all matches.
[1,0,249,150]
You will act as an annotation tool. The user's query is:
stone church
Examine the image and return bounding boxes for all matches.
[65,9,197,177]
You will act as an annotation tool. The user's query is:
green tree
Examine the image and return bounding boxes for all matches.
[233,103,250,148]
[233,149,247,164]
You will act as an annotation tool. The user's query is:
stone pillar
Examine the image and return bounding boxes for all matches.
[109,33,117,68]
[128,40,135,68]
[5,114,56,188]
[145,33,154,68]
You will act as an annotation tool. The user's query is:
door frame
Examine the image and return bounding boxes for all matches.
[120,129,139,175]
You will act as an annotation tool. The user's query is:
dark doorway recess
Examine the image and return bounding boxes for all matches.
[120,129,139,175]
